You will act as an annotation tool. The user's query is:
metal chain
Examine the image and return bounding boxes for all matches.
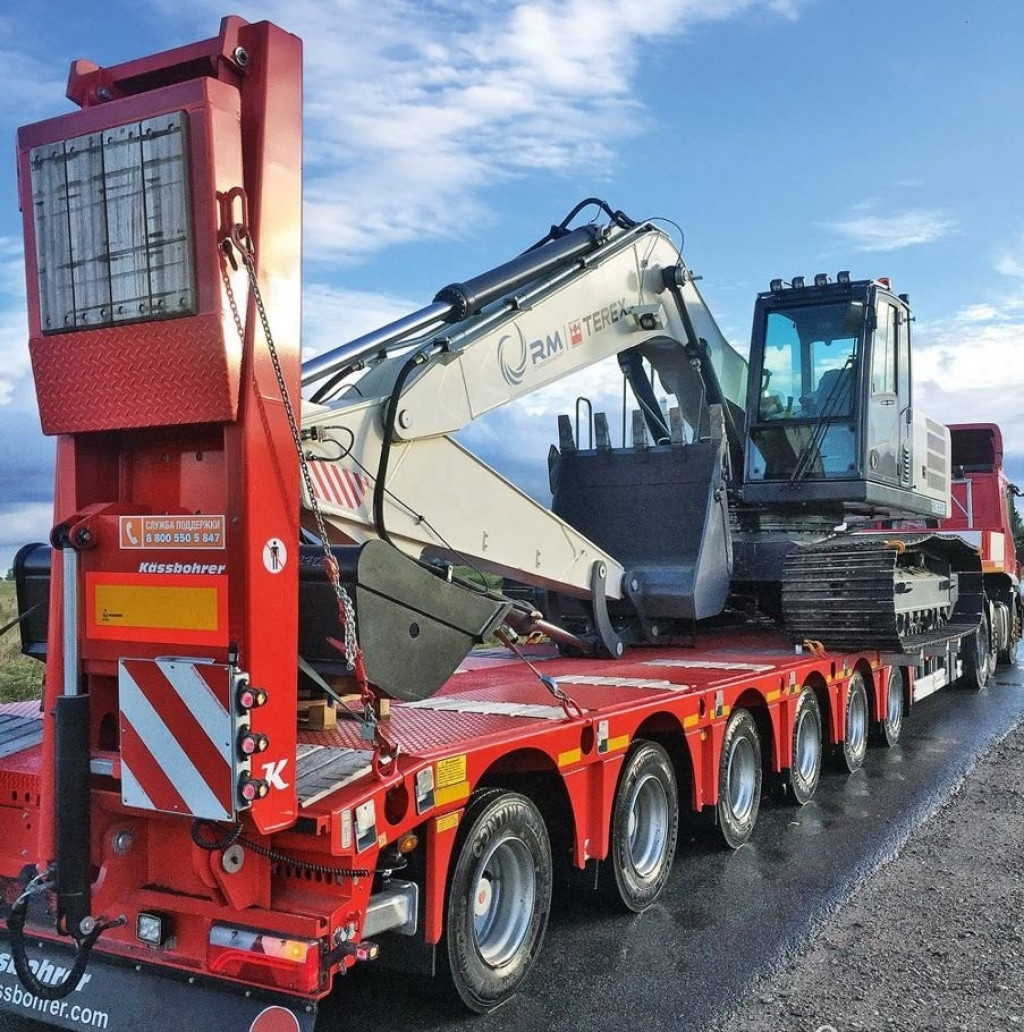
[219,241,359,671]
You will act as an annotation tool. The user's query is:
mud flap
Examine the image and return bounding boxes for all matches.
[0,933,317,1032]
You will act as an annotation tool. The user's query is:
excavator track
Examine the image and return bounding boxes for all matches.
[782,534,981,653]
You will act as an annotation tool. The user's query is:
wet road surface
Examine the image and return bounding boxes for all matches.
[4,667,1023,1032]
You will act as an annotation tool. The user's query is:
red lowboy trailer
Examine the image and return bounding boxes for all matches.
[0,16,1019,1032]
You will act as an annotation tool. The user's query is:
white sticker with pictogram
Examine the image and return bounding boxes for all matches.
[262,538,288,574]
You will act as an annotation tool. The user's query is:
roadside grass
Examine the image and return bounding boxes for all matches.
[0,580,43,703]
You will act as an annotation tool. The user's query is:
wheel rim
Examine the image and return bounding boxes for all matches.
[727,735,757,821]
[887,678,903,731]
[795,706,820,781]
[626,772,670,877]
[472,836,536,968]
[847,688,867,754]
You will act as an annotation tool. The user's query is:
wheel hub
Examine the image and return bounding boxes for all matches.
[472,836,536,968]
[727,736,756,821]
[626,773,669,877]
[795,707,819,781]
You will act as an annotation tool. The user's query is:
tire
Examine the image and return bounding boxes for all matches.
[443,790,552,1013]
[961,615,991,691]
[604,741,679,912]
[717,709,762,848]
[999,635,1018,667]
[835,671,869,772]
[873,667,904,748]
[787,688,822,805]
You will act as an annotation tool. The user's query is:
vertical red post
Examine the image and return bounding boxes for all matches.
[225,21,304,832]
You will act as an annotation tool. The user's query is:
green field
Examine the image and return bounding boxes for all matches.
[0,580,44,703]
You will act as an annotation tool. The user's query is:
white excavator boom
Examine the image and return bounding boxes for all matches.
[299,217,747,603]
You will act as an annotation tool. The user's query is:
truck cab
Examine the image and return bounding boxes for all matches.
[741,275,950,520]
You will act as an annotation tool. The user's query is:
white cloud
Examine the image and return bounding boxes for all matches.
[302,283,421,365]
[0,502,53,580]
[914,293,1024,456]
[150,0,805,260]
[995,235,1024,280]
[0,22,71,125]
[821,204,956,253]
[0,239,30,407]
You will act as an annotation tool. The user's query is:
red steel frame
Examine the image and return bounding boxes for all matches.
[2,629,901,996]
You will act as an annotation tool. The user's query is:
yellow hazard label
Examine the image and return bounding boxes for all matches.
[86,573,227,646]
[557,748,582,768]
[435,812,461,834]
[683,714,700,729]
[766,689,781,703]
[434,782,471,807]
[94,583,219,631]
[436,754,467,790]
[607,734,630,753]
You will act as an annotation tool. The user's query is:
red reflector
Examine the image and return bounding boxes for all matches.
[208,925,321,993]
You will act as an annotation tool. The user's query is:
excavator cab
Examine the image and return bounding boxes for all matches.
[741,275,951,520]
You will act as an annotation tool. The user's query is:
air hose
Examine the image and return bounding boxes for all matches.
[6,870,124,1001]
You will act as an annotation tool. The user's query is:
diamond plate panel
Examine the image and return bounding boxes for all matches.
[30,313,239,433]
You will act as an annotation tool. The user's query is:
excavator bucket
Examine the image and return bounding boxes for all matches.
[550,407,733,638]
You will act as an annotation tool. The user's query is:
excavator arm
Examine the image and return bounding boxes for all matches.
[300,207,748,617]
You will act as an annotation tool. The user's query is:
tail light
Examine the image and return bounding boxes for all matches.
[208,924,321,993]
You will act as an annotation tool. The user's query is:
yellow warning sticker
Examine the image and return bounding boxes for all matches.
[94,583,219,631]
[435,812,461,834]
[435,754,468,790]
[607,734,631,753]
[683,714,700,729]
[557,748,582,768]
[434,782,471,807]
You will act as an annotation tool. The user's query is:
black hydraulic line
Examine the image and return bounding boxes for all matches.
[54,694,91,936]
[7,874,121,1001]
[617,348,671,443]
[433,224,603,323]
[373,350,432,544]
[523,197,638,252]
[662,270,745,474]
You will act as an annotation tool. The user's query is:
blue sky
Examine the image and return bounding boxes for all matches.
[1,0,1023,573]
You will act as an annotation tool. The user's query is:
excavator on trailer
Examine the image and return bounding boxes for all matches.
[295,207,1017,692]
[1,15,1020,1032]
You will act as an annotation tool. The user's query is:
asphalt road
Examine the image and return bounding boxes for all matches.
[3,666,1023,1032]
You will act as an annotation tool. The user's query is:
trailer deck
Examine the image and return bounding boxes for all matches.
[0,625,884,853]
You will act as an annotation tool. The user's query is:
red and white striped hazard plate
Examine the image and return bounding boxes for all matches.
[119,658,238,821]
[307,462,368,512]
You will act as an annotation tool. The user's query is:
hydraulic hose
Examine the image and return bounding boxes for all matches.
[6,872,124,1001]
[373,350,432,545]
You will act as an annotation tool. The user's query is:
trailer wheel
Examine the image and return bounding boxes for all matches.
[717,709,762,848]
[443,790,552,1013]
[961,615,991,691]
[787,688,822,805]
[872,667,904,748]
[999,635,1015,668]
[604,741,679,912]
[835,672,869,772]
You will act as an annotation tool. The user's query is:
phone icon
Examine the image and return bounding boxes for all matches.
[124,520,140,546]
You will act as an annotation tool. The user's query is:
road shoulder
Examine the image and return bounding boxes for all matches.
[712,715,1024,1032]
